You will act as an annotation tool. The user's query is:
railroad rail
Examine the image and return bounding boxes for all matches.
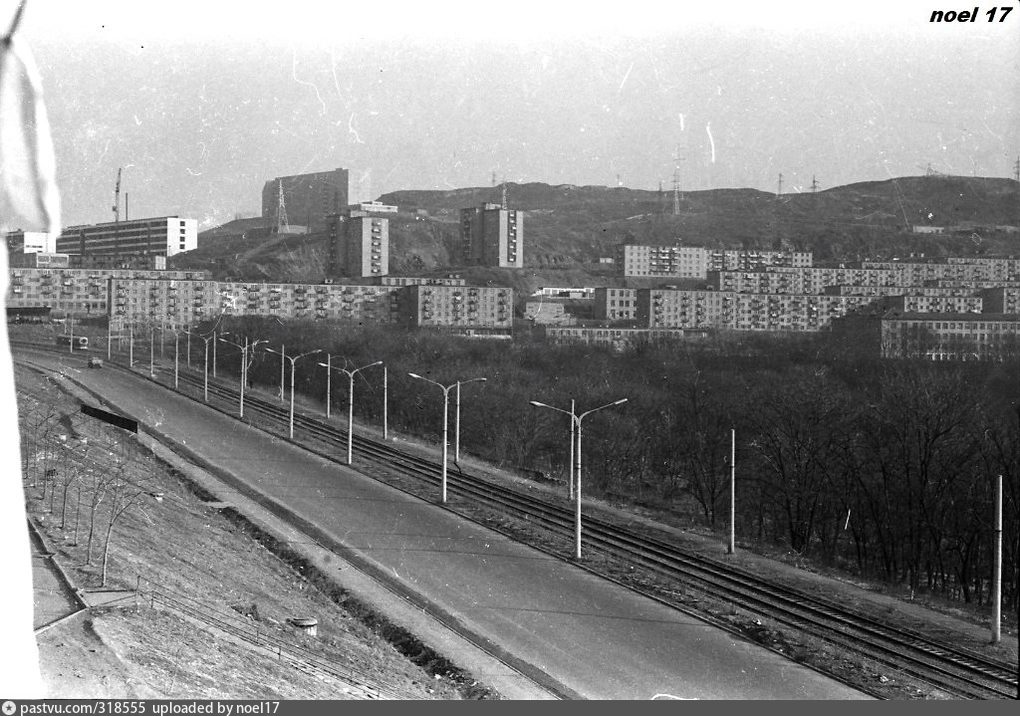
[14,343,1018,699]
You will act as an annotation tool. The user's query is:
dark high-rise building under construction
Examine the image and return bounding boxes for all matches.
[261,168,350,232]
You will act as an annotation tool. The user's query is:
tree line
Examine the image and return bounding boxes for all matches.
[198,318,1019,612]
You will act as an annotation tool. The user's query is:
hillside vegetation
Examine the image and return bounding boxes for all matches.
[173,175,1020,285]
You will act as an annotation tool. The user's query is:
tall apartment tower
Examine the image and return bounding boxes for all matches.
[459,203,523,268]
[327,210,389,278]
[262,168,350,232]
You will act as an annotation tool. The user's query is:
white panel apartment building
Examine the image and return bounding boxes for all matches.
[619,245,812,279]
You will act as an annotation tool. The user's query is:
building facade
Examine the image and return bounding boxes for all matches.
[333,213,389,279]
[55,217,197,261]
[593,287,638,321]
[403,284,513,335]
[620,245,811,279]
[544,326,702,350]
[7,268,208,317]
[261,168,350,231]
[881,314,1020,360]
[459,203,523,268]
[6,230,56,253]
[636,288,876,332]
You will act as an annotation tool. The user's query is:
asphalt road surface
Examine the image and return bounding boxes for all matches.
[22,352,870,700]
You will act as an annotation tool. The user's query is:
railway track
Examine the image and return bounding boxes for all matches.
[16,344,1019,699]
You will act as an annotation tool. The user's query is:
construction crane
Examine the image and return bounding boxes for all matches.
[112,167,122,223]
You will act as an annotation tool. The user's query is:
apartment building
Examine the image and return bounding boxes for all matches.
[884,295,984,314]
[822,285,983,298]
[881,314,1020,360]
[620,245,811,279]
[861,260,1016,284]
[709,267,910,294]
[403,284,514,335]
[374,276,466,287]
[262,168,350,231]
[544,326,700,350]
[55,217,197,260]
[593,287,638,321]
[636,288,876,332]
[8,268,208,317]
[460,203,523,268]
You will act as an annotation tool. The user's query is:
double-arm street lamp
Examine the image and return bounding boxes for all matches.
[266,347,322,438]
[185,328,217,402]
[530,397,628,559]
[408,373,486,503]
[218,335,268,419]
[318,356,383,465]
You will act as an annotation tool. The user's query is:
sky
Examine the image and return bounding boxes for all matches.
[8,0,1020,228]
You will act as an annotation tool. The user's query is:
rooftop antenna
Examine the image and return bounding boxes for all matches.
[276,179,290,234]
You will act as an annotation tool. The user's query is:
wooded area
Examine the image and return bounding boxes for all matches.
[205,318,1019,611]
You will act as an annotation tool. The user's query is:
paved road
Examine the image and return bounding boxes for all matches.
[25,352,869,700]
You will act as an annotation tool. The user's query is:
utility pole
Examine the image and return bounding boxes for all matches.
[991,473,1002,644]
[728,428,736,555]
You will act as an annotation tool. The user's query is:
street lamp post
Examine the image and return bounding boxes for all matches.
[530,397,628,559]
[318,357,383,465]
[408,373,486,503]
[172,329,180,389]
[149,325,156,376]
[266,347,322,438]
[186,329,216,402]
[219,335,268,418]
[278,343,286,403]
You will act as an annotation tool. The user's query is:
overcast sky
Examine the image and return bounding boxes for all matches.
[10,0,1020,228]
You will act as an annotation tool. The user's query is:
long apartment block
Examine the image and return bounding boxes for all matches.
[636,288,879,332]
[861,259,1020,283]
[7,268,210,317]
[108,279,513,335]
[619,245,812,279]
[6,268,513,334]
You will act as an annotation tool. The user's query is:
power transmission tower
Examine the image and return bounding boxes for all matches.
[672,145,684,215]
[777,173,783,197]
[276,179,289,234]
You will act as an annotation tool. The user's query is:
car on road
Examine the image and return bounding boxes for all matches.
[87,357,103,368]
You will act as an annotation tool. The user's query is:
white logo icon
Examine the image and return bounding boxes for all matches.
[2,700,17,716]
